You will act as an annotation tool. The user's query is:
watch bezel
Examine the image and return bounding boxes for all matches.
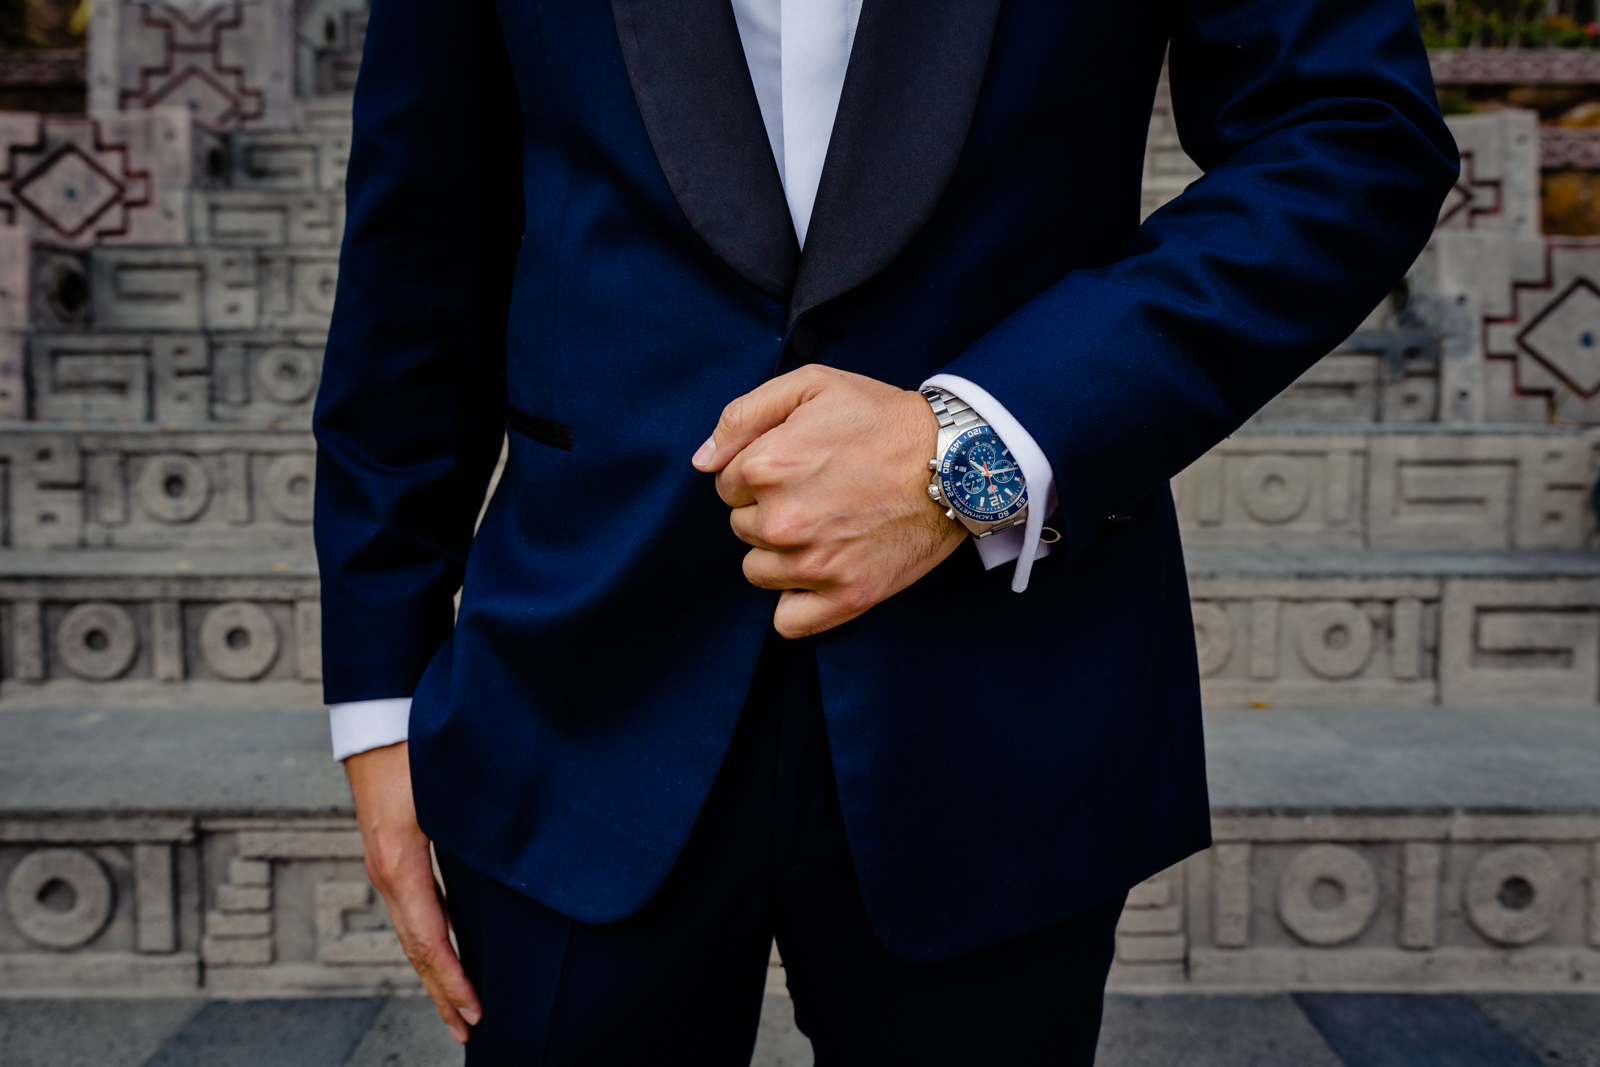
[939,425,1028,524]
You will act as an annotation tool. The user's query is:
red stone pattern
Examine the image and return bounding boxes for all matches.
[0,116,153,242]
[120,3,265,133]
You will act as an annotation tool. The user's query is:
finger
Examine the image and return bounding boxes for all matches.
[741,547,823,592]
[692,365,834,472]
[772,587,868,639]
[397,890,482,1042]
[728,505,778,549]
[385,859,482,1042]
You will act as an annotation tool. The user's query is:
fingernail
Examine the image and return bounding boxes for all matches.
[691,436,716,469]
[450,1026,468,1044]
[462,1007,482,1026]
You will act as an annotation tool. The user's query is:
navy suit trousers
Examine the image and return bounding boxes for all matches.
[437,631,1127,1065]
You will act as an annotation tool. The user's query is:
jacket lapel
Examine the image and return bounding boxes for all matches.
[790,0,1004,324]
[611,0,799,300]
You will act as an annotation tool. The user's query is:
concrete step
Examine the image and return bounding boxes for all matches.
[0,552,320,711]
[0,704,1593,997]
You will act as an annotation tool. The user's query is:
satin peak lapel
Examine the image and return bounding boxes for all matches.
[611,0,799,300]
[791,0,1004,323]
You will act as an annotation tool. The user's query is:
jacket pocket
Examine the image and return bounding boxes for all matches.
[505,406,573,451]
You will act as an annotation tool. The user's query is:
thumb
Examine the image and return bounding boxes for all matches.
[692,366,831,472]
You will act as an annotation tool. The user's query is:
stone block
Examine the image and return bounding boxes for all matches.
[0,835,200,994]
[30,332,322,425]
[1439,110,1541,240]
[205,910,272,937]
[192,190,344,246]
[89,0,294,133]
[1181,816,1600,990]
[1188,574,1440,708]
[202,934,272,964]
[87,246,340,334]
[296,1,367,95]
[0,427,313,550]
[0,564,322,708]
[217,884,271,913]
[1175,434,1367,551]
[1438,577,1600,707]
[0,224,26,420]
[229,128,349,191]
[0,109,195,249]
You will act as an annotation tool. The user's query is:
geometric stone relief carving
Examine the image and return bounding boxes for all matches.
[1437,110,1540,241]
[0,223,26,420]
[0,428,313,550]
[1251,336,1440,425]
[1111,864,1187,986]
[1163,814,1600,991]
[88,1,294,134]
[0,573,322,707]
[294,0,366,96]
[1431,48,1600,86]
[89,247,339,331]
[1481,240,1600,425]
[3,813,1594,996]
[228,128,348,192]
[1438,578,1600,708]
[202,824,414,994]
[0,110,195,248]
[1187,577,1439,708]
[191,190,343,246]
[30,332,324,425]
[1175,430,1600,552]
[1193,573,1600,709]
[0,818,197,993]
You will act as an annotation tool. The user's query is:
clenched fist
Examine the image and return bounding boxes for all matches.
[693,365,966,638]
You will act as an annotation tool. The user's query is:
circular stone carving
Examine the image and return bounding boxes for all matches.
[200,602,281,680]
[1238,456,1310,524]
[135,454,211,524]
[1276,844,1379,946]
[262,454,315,524]
[1192,603,1234,677]
[5,848,114,949]
[56,603,139,681]
[254,348,319,404]
[1297,602,1374,679]
[1465,845,1565,946]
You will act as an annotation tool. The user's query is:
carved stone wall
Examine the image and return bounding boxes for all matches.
[1112,814,1600,992]
[88,1,295,133]
[0,109,203,249]
[1175,430,1600,552]
[0,571,322,708]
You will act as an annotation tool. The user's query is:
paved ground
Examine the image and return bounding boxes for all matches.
[0,991,1594,1066]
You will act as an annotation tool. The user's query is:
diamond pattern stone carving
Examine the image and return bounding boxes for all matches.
[1516,278,1600,398]
[0,111,192,248]
[12,146,125,237]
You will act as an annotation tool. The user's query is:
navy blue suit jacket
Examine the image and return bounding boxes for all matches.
[313,0,1458,962]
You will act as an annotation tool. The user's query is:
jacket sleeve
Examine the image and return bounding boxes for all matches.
[312,0,524,703]
[936,0,1459,562]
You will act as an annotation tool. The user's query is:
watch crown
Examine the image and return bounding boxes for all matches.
[928,457,938,471]
[945,507,956,521]
[927,484,941,501]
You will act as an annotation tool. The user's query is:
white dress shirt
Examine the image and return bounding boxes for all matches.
[328,0,1057,761]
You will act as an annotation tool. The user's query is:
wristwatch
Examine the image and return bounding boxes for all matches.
[922,387,1029,538]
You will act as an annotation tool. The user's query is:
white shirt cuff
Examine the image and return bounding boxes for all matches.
[921,373,1059,593]
[328,698,412,761]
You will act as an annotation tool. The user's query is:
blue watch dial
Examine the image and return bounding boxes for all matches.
[940,427,1028,523]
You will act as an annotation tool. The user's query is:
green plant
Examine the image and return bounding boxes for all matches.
[1416,0,1600,47]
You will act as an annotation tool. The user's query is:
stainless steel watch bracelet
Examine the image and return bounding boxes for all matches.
[921,387,1029,537]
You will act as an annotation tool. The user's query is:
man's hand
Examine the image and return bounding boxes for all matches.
[344,742,482,1044]
[693,365,966,638]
